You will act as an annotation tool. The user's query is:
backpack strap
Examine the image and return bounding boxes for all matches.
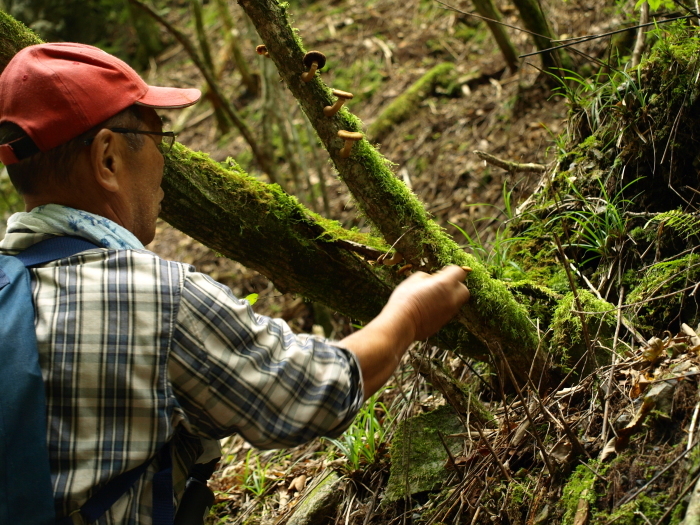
[14,236,101,268]
[55,444,173,525]
[0,236,101,525]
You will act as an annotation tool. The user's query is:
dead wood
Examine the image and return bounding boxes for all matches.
[474,150,546,174]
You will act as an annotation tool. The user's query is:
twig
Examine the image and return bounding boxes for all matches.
[578,459,607,482]
[495,344,557,478]
[553,233,598,369]
[437,430,463,481]
[601,288,624,445]
[618,440,700,507]
[652,469,700,525]
[474,150,546,174]
[570,263,647,345]
[688,401,700,452]
[329,239,386,260]
[631,2,650,68]
[436,0,545,39]
[519,15,694,59]
[554,403,591,459]
[473,419,512,482]
[127,0,278,181]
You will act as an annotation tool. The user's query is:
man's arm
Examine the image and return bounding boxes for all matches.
[340,265,470,399]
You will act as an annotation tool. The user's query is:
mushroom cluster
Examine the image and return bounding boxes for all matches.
[296,50,364,159]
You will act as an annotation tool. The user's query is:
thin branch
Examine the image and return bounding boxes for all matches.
[436,0,544,38]
[519,14,694,59]
[495,344,557,478]
[601,288,624,445]
[653,469,700,525]
[618,440,700,507]
[631,2,650,68]
[474,150,546,174]
[473,419,513,482]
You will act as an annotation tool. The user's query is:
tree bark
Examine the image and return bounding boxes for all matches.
[470,0,520,72]
[510,0,574,76]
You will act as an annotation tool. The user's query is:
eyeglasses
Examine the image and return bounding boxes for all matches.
[84,128,177,154]
[109,128,177,154]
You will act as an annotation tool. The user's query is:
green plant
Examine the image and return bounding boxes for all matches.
[323,388,393,471]
[241,450,270,497]
[555,177,640,266]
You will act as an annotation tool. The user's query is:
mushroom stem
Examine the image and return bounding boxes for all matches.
[340,139,354,158]
[323,99,346,117]
[301,62,319,82]
[337,130,363,158]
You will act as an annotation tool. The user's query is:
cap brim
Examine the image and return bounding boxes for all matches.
[136,85,201,109]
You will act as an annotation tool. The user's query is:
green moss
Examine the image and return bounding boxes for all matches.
[0,11,43,68]
[551,291,616,371]
[627,253,700,333]
[505,280,562,327]
[593,494,669,524]
[561,463,600,525]
[367,63,456,142]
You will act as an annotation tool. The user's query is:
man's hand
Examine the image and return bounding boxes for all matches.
[340,265,470,399]
[383,265,471,341]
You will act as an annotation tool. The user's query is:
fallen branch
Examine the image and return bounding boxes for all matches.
[474,150,546,174]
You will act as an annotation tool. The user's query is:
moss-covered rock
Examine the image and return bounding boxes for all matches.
[384,405,465,503]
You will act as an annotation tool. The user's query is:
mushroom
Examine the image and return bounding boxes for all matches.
[300,51,327,82]
[323,89,354,117]
[380,252,403,266]
[337,130,363,158]
[256,45,270,57]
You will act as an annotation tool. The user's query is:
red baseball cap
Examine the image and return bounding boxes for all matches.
[0,43,201,165]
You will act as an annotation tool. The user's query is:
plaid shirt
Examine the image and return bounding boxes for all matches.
[0,230,363,524]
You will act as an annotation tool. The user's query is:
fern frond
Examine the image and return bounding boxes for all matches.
[646,209,700,240]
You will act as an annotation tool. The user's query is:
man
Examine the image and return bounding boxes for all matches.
[0,43,470,524]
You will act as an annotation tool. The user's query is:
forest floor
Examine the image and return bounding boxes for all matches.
[100,0,700,523]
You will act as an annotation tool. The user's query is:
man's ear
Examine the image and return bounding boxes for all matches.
[90,128,123,193]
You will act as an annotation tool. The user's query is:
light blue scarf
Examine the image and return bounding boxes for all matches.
[5,204,144,250]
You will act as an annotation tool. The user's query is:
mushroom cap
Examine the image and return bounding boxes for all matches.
[256,45,268,55]
[331,89,354,100]
[338,130,363,141]
[303,50,327,69]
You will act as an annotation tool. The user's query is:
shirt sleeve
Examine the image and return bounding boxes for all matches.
[168,270,364,449]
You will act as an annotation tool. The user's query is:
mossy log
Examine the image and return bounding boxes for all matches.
[367,62,457,143]
[238,0,545,382]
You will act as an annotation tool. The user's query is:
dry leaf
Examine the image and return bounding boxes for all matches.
[630,376,651,399]
[550,439,572,463]
[642,336,665,363]
[600,437,617,461]
[288,474,307,493]
[681,323,700,347]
